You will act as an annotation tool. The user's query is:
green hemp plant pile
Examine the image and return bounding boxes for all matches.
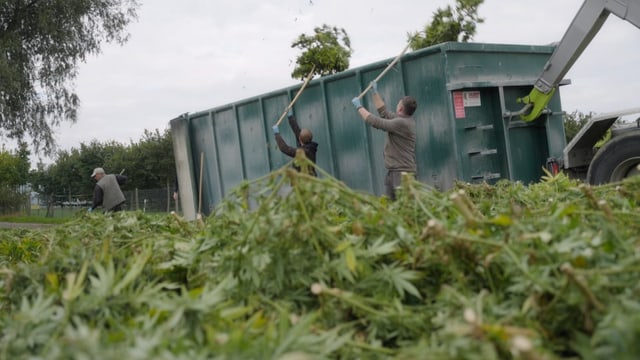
[1,154,640,359]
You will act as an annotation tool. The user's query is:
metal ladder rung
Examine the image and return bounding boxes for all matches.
[464,124,495,131]
[467,149,498,156]
[471,173,501,180]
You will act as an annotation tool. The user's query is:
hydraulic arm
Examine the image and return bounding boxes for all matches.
[518,0,640,121]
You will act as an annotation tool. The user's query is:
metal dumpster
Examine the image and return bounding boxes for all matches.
[171,42,566,219]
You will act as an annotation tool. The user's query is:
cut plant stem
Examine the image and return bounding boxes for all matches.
[457,189,484,220]
[561,263,605,312]
[597,199,614,221]
[450,192,480,226]
[579,184,599,209]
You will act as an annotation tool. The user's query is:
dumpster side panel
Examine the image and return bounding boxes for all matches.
[170,115,197,220]
[544,92,566,160]
[404,49,457,191]
[442,44,564,184]
[211,108,244,199]
[509,125,550,182]
[260,93,289,170]
[237,100,271,180]
[451,87,508,184]
[445,44,554,85]
[325,75,376,193]
[173,42,566,211]
[190,113,222,213]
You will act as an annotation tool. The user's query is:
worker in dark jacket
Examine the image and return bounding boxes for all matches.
[89,167,127,212]
[272,109,319,176]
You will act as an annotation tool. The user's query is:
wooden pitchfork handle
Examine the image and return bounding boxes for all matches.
[275,65,316,127]
[357,39,413,99]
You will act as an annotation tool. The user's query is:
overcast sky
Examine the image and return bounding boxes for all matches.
[12,0,640,165]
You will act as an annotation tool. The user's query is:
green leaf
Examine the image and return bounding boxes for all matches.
[489,214,512,226]
[345,247,357,273]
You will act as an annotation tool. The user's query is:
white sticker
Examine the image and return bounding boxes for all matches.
[463,91,481,107]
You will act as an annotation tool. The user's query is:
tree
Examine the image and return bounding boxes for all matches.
[28,127,175,211]
[125,128,175,189]
[409,0,484,50]
[0,0,140,155]
[563,110,593,144]
[29,161,58,216]
[290,24,352,80]
[0,142,30,186]
[0,142,30,214]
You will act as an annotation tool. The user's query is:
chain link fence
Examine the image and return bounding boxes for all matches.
[0,185,30,216]
[21,185,180,217]
[122,187,180,213]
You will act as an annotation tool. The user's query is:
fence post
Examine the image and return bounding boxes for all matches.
[135,188,139,211]
[26,192,31,216]
[166,183,170,213]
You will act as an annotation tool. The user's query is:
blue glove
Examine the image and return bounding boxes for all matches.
[287,108,293,117]
[272,125,279,134]
[351,97,362,109]
[370,80,378,94]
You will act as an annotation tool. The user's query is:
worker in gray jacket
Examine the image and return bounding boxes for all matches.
[89,167,127,212]
[352,81,417,200]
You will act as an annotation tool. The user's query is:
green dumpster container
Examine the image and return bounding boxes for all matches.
[171,42,566,219]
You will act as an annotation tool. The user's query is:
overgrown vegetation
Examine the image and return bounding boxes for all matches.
[409,0,484,49]
[564,110,594,144]
[29,128,175,215]
[0,215,70,225]
[0,185,27,216]
[1,156,640,358]
[290,24,352,80]
[0,0,140,155]
[0,142,31,215]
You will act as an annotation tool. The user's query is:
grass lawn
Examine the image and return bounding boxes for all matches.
[0,207,83,224]
[1,207,173,225]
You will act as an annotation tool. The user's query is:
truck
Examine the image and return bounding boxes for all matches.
[171,0,640,221]
[517,0,640,185]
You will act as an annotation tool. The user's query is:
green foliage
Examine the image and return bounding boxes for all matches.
[126,129,177,189]
[2,160,640,358]
[563,110,617,149]
[0,215,67,224]
[0,142,30,186]
[290,24,352,80]
[0,143,30,214]
[28,128,175,205]
[409,0,484,50]
[0,185,27,215]
[564,109,593,144]
[0,0,140,155]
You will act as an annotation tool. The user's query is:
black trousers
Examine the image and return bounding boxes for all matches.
[384,171,415,201]
[107,202,125,212]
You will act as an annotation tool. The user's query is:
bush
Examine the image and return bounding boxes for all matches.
[0,185,27,215]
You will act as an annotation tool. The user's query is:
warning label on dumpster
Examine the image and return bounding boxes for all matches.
[463,91,481,107]
[453,92,465,118]
[453,91,481,118]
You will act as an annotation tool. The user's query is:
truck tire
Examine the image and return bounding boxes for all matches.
[586,132,640,185]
